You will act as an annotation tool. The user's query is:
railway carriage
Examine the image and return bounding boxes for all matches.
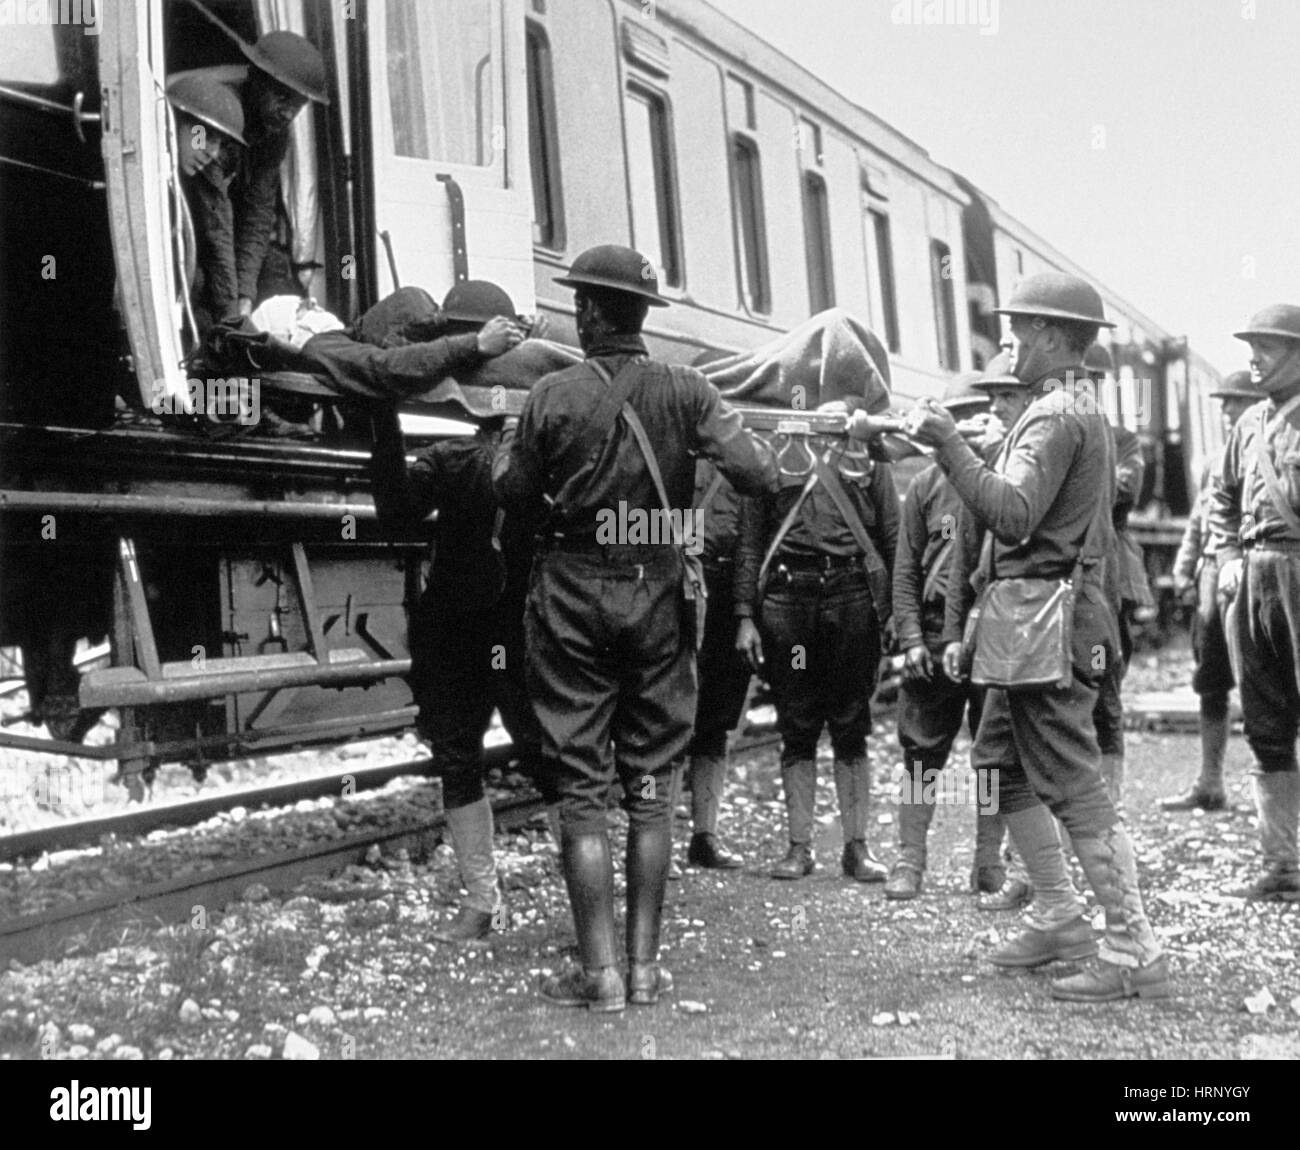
[0,0,1221,797]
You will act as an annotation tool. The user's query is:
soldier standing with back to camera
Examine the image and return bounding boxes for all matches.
[908,272,1168,1002]
[885,370,1013,902]
[1162,370,1262,813]
[1211,306,1300,901]
[494,245,777,1011]
[735,403,899,883]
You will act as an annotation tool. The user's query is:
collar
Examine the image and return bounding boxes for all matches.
[585,334,648,359]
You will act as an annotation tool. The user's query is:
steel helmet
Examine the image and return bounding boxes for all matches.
[940,370,991,413]
[1232,304,1300,343]
[441,280,516,325]
[1209,369,1265,400]
[241,31,330,105]
[166,73,247,147]
[1083,343,1114,376]
[554,244,670,306]
[972,351,1028,390]
[994,272,1116,328]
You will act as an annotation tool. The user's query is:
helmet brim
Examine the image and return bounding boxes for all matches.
[993,304,1116,328]
[168,99,248,147]
[1232,327,1300,342]
[943,396,992,413]
[240,41,331,106]
[553,272,670,305]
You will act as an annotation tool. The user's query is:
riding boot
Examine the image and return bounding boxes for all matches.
[772,759,817,878]
[626,817,674,1005]
[835,756,887,880]
[539,831,625,1011]
[433,799,499,943]
[1197,704,1229,798]
[1231,772,1300,900]
[1100,753,1125,810]
[971,806,1007,893]
[687,752,743,867]
[885,791,934,899]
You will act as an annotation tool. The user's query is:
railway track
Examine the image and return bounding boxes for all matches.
[0,725,783,966]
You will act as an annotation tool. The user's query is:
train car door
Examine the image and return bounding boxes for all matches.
[97,0,189,409]
[359,0,536,312]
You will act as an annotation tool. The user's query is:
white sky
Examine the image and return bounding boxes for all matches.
[708,0,1300,374]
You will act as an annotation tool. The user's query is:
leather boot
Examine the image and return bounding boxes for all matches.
[773,760,816,878]
[1101,752,1125,811]
[971,807,1007,893]
[1230,772,1300,900]
[433,798,499,943]
[539,831,625,1011]
[999,804,1085,934]
[1067,825,1164,969]
[835,757,887,881]
[626,817,673,1005]
[1161,706,1229,811]
[688,753,743,867]
[885,795,934,900]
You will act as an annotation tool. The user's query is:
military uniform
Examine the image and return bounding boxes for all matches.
[734,435,898,880]
[495,245,776,1012]
[1210,389,1300,894]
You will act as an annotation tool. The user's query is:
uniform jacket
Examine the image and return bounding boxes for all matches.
[893,461,963,651]
[297,330,483,401]
[177,65,292,317]
[694,460,742,569]
[492,334,777,538]
[1173,459,1219,590]
[733,450,899,619]
[1210,393,1300,563]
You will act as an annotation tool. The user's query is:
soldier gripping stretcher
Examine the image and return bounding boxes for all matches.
[1161,370,1262,814]
[900,272,1169,1002]
[734,402,898,883]
[1210,305,1300,902]
[493,245,777,1012]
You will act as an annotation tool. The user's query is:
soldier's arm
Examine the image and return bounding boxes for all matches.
[297,332,485,401]
[691,377,778,497]
[1114,427,1145,514]
[234,132,290,304]
[941,505,982,647]
[368,406,442,528]
[1172,499,1202,591]
[892,476,926,651]
[185,167,239,318]
[1208,428,1246,565]
[492,394,547,527]
[932,411,1078,544]
[870,460,900,624]
[732,493,767,619]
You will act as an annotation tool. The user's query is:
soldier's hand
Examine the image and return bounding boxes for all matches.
[477,316,525,357]
[1217,557,1244,602]
[521,312,551,340]
[736,619,764,672]
[1172,571,1191,597]
[941,641,966,683]
[902,644,933,682]
[906,398,959,448]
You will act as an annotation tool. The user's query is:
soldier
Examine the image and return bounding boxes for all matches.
[170,31,329,331]
[1211,306,1300,901]
[682,462,751,869]
[735,403,899,883]
[910,272,1169,1002]
[494,245,777,1011]
[368,280,552,943]
[1162,370,1261,813]
[885,369,1013,901]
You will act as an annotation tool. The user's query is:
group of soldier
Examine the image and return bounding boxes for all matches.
[158,30,1300,1015]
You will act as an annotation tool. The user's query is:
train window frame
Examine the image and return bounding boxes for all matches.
[930,238,960,371]
[866,204,900,354]
[622,79,683,290]
[802,171,835,315]
[729,131,771,316]
[525,19,565,252]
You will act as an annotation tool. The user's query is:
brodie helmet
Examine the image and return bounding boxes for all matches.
[554,244,670,306]
[166,73,248,147]
[971,351,1028,390]
[241,31,330,105]
[1083,343,1115,377]
[940,370,991,414]
[994,272,1116,328]
[1209,369,1265,400]
[1232,303,1300,343]
[441,280,516,325]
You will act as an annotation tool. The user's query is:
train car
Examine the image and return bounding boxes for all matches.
[0,0,1218,798]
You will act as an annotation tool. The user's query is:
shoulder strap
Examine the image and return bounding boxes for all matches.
[922,535,955,603]
[586,358,644,444]
[756,472,819,593]
[812,454,888,580]
[695,469,725,514]
[1252,405,1300,539]
[617,399,677,531]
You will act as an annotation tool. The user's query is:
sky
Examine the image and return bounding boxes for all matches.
[708,0,1300,375]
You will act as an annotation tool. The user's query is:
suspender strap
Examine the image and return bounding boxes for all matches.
[921,535,955,603]
[811,454,889,585]
[1251,402,1300,540]
[696,470,725,514]
[756,472,818,593]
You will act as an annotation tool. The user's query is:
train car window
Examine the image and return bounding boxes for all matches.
[385,0,495,166]
[731,134,770,314]
[866,206,900,353]
[930,239,960,370]
[802,173,835,314]
[727,75,756,131]
[0,25,60,85]
[526,22,564,249]
[799,118,824,167]
[624,83,682,288]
